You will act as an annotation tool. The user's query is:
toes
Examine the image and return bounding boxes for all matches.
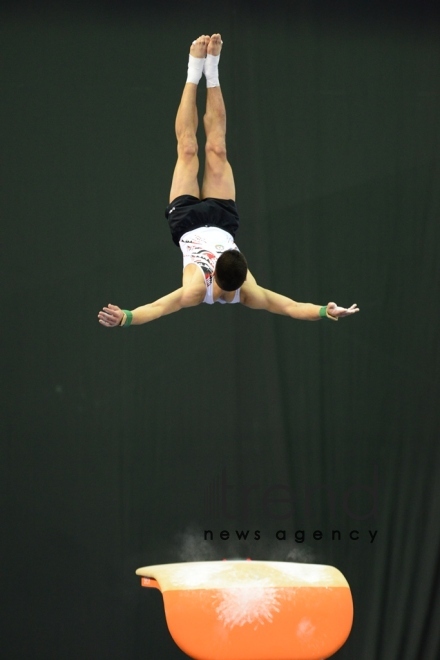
[191,36,210,52]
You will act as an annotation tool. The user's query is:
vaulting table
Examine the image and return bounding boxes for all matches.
[136,560,353,660]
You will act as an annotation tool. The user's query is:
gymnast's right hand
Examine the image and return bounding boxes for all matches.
[98,303,124,327]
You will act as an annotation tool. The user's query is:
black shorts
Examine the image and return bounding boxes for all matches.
[165,195,240,246]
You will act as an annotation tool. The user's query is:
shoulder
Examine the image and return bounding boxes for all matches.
[240,269,256,296]
[180,283,206,308]
[240,271,266,307]
[242,268,256,284]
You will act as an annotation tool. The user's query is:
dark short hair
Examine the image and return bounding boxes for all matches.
[214,250,248,291]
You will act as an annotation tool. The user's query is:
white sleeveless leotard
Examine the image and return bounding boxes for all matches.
[179,226,241,305]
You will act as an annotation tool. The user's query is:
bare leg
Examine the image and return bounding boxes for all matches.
[169,36,210,203]
[201,34,236,200]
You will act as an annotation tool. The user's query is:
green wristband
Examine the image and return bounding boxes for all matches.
[319,305,338,321]
[120,310,133,327]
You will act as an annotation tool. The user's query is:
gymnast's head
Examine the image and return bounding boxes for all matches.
[214,249,248,291]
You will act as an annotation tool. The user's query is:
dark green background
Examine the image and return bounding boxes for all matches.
[2,1,439,658]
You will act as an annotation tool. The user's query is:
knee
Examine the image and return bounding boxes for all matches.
[177,135,198,159]
[205,139,227,160]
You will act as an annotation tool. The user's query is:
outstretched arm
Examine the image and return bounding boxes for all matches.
[97,285,205,327]
[240,274,359,321]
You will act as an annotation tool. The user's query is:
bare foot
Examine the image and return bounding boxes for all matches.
[207,33,222,56]
[190,35,210,58]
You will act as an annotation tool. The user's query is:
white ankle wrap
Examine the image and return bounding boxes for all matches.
[204,53,220,88]
[186,54,205,85]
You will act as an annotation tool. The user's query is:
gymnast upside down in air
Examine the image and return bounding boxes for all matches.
[98,34,359,329]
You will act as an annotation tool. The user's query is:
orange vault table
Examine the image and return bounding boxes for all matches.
[136,560,353,660]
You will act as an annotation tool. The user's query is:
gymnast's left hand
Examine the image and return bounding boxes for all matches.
[326,302,359,319]
[98,303,124,327]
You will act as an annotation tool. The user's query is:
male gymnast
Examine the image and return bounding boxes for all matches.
[98,34,359,328]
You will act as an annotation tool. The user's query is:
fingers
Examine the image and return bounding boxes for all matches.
[97,304,121,327]
[98,315,117,327]
[103,306,118,315]
[326,302,359,318]
[340,305,359,316]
